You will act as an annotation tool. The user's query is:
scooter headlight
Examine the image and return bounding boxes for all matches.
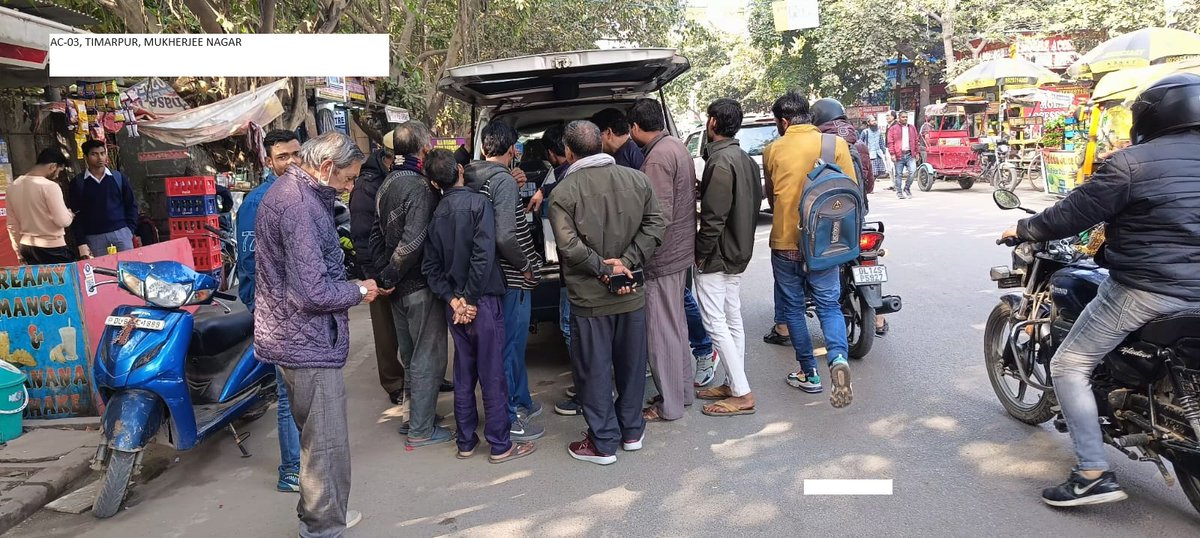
[144,275,193,308]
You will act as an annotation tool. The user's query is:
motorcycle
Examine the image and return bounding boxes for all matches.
[203,224,238,292]
[984,189,1200,514]
[88,261,274,518]
[806,221,903,359]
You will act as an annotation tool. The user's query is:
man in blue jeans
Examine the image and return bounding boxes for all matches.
[235,129,303,492]
[763,90,855,408]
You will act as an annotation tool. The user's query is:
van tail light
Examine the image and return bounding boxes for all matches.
[860,232,884,252]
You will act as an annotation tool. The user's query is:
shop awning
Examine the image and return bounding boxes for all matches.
[137,78,290,147]
[0,4,92,88]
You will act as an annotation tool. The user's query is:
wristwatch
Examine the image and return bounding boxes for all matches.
[359,285,369,298]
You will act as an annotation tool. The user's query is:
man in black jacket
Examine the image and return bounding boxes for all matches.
[1001,73,1200,508]
[371,121,453,448]
[693,99,761,417]
[350,147,401,403]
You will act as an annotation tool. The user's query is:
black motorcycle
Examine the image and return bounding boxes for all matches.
[984,189,1200,514]
[807,221,903,359]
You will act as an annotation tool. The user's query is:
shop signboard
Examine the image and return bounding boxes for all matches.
[346,78,367,102]
[1042,150,1081,196]
[0,264,91,418]
[126,77,189,115]
[314,76,347,102]
[432,137,465,152]
[332,107,349,135]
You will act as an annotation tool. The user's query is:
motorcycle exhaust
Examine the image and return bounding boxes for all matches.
[877,295,903,315]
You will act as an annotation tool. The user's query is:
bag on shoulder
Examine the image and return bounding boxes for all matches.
[796,134,863,272]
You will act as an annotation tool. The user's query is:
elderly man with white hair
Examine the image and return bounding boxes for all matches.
[254,132,378,537]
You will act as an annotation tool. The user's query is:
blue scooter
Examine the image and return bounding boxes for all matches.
[88,261,274,518]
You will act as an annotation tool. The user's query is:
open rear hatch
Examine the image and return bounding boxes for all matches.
[437,48,690,108]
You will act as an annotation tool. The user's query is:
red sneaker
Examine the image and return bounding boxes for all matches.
[568,433,616,465]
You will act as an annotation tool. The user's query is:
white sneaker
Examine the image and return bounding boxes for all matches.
[622,432,645,452]
[693,350,720,387]
[346,510,363,529]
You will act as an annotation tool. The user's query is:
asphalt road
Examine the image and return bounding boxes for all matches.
[9,182,1200,537]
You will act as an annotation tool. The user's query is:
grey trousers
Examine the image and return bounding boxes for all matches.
[391,287,448,439]
[570,308,649,455]
[646,269,692,420]
[84,227,134,255]
[279,367,351,538]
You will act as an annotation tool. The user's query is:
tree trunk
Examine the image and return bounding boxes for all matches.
[398,0,430,59]
[97,0,158,33]
[940,0,957,74]
[182,0,229,33]
[259,0,277,33]
[425,0,473,122]
[918,70,931,122]
[314,0,355,34]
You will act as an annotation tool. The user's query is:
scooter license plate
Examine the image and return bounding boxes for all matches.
[104,316,165,331]
[851,265,888,285]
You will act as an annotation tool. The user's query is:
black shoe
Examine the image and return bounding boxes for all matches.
[554,397,584,416]
[763,327,791,347]
[389,389,405,406]
[439,380,454,393]
[904,188,912,197]
[1041,470,1129,507]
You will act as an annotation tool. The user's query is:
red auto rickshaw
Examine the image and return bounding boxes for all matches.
[915,98,999,190]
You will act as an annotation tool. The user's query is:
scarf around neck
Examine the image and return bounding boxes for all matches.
[564,152,616,179]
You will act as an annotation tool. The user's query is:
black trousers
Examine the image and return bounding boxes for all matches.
[569,307,649,455]
[19,245,74,265]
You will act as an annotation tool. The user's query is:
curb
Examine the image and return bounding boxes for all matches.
[0,447,94,534]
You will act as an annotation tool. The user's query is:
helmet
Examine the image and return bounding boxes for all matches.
[811,98,847,126]
[1129,72,1200,145]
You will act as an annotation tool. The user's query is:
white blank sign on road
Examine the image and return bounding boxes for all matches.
[772,0,820,32]
[803,479,894,495]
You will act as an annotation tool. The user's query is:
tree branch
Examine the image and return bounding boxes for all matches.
[415,48,448,64]
[182,0,229,33]
[347,5,388,33]
[259,0,277,33]
[313,0,355,34]
[397,0,429,56]
[97,0,156,33]
[922,10,944,26]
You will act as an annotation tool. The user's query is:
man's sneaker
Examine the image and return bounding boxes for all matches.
[346,509,363,529]
[693,350,720,387]
[763,327,791,347]
[565,385,577,399]
[1042,470,1129,507]
[554,397,584,416]
[904,187,913,198]
[510,415,545,441]
[829,357,853,408]
[787,370,823,393]
[896,191,906,199]
[276,472,300,492]
[568,434,617,465]
[519,401,544,419]
[622,432,645,452]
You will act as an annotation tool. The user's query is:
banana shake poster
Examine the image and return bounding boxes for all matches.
[0,264,90,418]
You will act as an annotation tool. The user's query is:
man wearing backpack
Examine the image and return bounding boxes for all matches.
[763,91,857,408]
[69,140,139,257]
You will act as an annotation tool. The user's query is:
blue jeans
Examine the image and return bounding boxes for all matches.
[894,153,917,191]
[684,287,713,357]
[1051,278,1200,471]
[275,366,301,477]
[502,289,534,422]
[771,251,848,375]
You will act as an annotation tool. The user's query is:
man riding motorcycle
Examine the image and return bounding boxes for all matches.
[1000,73,1200,507]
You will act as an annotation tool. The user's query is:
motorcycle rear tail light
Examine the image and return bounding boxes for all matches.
[860,232,883,251]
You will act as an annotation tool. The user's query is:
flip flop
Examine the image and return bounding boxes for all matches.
[406,426,454,448]
[696,385,734,400]
[489,441,537,464]
[642,406,668,422]
[702,399,756,417]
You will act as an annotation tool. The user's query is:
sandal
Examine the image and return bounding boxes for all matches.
[642,406,668,422]
[456,444,476,459]
[406,425,454,448]
[489,441,537,464]
[875,319,890,337]
[702,399,756,417]
[646,395,663,406]
[696,385,734,401]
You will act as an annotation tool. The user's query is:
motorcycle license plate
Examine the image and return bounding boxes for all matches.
[851,265,888,285]
[104,316,165,331]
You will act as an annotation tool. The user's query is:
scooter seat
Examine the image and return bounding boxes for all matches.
[190,305,253,357]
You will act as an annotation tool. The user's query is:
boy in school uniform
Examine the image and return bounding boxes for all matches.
[421,149,537,463]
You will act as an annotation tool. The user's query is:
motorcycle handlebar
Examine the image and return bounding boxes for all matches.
[214,291,238,302]
[996,236,1022,247]
[93,267,118,277]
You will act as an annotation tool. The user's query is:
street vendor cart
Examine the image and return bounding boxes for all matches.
[915,98,1007,191]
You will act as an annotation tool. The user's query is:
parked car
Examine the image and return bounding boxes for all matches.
[684,114,777,213]
[437,48,691,326]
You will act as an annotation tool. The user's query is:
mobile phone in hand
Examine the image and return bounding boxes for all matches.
[608,268,644,293]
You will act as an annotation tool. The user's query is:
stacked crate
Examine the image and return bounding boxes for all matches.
[166,176,222,282]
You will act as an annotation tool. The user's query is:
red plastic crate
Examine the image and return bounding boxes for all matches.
[167,195,218,217]
[185,234,221,259]
[166,176,217,197]
[169,215,221,238]
[192,250,223,272]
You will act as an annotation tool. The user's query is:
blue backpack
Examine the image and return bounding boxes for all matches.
[797,134,863,271]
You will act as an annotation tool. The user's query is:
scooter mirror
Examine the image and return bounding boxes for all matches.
[993,189,1022,210]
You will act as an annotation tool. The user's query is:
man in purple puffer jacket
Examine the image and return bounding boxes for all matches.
[254,132,379,537]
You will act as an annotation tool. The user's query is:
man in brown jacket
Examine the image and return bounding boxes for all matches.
[628,98,697,422]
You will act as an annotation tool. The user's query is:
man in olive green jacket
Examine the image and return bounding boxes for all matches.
[548,120,666,465]
[694,99,762,417]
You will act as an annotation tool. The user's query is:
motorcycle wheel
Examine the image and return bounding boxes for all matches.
[916,167,934,191]
[958,177,975,190]
[991,168,1017,191]
[92,449,137,519]
[1176,465,1200,517]
[844,290,874,359]
[983,301,1056,424]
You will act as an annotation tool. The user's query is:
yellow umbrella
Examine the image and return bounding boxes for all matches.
[948,57,1061,94]
[1091,59,1200,103]
[1123,59,1200,105]
[1068,27,1200,79]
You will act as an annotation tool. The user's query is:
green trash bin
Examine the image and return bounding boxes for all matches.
[0,360,29,442]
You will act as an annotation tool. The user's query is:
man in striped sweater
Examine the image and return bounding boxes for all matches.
[464,121,546,442]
